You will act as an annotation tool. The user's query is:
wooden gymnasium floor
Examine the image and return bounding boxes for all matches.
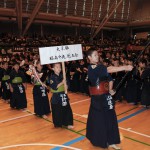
[0,84,150,150]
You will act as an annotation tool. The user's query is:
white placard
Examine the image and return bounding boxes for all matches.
[39,44,83,65]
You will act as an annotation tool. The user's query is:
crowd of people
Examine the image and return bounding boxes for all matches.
[0,33,149,55]
[0,34,150,149]
[0,45,150,106]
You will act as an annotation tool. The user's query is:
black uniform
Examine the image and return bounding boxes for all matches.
[125,68,139,104]
[33,69,51,116]
[69,61,80,92]
[9,69,27,109]
[86,64,120,148]
[65,62,71,91]
[50,73,73,127]
[0,68,11,101]
[79,63,89,94]
[140,67,150,106]
[112,71,125,102]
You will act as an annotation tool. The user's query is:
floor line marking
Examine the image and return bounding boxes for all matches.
[119,127,150,138]
[0,143,81,150]
[117,106,138,116]
[124,136,150,146]
[77,128,86,133]
[73,118,86,125]
[73,113,87,118]
[0,114,33,123]
[51,136,85,150]
[118,108,146,123]
[70,98,90,105]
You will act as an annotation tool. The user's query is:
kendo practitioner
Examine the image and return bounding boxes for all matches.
[79,59,89,95]
[80,59,89,95]
[86,48,133,150]
[79,59,86,93]
[65,61,71,91]
[0,62,11,103]
[111,59,125,102]
[49,63,73,129]
[32,61,51,118]
[69,61,80,92]
[20,57,31,83]
[68,61,75,92]
[125,58,139,104]
[9,61,27,109]
[139,59,150,108]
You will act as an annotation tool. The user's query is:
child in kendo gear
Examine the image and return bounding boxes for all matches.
[9,61,27,109]
[0,62,11,103]
[49,63,73,129]
[32,61,51,118]
[86,48,133,150]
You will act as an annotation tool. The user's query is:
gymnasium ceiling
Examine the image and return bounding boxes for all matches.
[0,0,150,36]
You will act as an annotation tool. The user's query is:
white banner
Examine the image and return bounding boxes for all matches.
[39,44,83,65]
